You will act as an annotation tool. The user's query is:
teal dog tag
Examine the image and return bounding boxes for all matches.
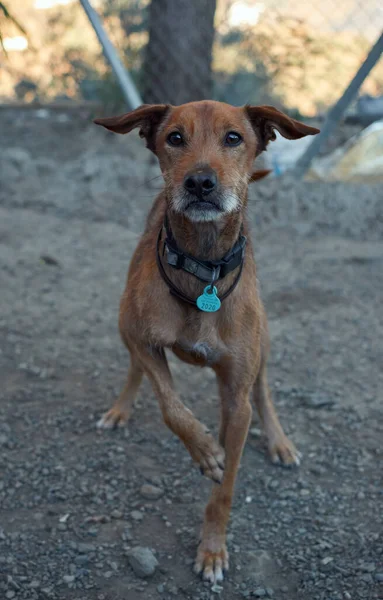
[196,285,221,312]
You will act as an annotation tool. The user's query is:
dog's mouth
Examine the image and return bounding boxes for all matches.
[186,199,222,212]
[171,188,239,222]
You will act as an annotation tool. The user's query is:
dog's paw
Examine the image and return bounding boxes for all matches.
[97,407,130,429]
[268,435,301,467]
[187,429,225,484]
[194,540,229,583]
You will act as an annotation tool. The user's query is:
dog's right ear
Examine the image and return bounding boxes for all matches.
[94,104,169,153]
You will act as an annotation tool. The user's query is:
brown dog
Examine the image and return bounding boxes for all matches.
[94,101,319,583]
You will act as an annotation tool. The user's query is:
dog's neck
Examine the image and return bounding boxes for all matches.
[166,210,245,261]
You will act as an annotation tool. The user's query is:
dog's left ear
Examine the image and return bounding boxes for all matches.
[94,104,169,153]
[245,105,320,154]
[249,169,271,182]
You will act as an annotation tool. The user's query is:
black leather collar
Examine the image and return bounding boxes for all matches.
[162,215,246,284]
[155,215,246,308]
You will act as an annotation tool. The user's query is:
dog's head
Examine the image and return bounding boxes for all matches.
[95,101,319,222]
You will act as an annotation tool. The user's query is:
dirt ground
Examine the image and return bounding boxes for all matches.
[0,107,382,600]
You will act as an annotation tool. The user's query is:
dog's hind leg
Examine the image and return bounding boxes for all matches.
[97,355,143,429]
[253,358,301,466]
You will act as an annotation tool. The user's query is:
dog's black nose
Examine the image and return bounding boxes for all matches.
[184,169,217,197]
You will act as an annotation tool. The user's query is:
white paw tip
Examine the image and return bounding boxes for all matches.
[96,416,110,429]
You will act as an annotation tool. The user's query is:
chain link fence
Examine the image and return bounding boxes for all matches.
[1,0,382,117]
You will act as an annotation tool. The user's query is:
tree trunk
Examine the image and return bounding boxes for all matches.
[144,0,216,105]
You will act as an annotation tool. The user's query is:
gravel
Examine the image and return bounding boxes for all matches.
[0,108,382,600]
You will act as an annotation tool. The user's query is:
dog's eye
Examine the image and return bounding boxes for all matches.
[167,131,184,146]
[225,131,243,147]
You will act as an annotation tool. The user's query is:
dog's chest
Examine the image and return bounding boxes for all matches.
[172,323,224,366]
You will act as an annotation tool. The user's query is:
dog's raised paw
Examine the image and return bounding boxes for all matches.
[194,542,229,583]
[188,430,225,484]
[97,407,129,429]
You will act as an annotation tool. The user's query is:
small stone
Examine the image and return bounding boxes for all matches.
[111,509,123,519]
[211,583,224,594]
[41,588,53,596]
[140,484,164,500]
[131,510,144,521]
[127,546,158,578]
[360,573,373,584]
[343,593,352,599]
[63,575,75,584]
[266,588,274,597]
[29,580,40,588]
[302,393,335,408]
[254,588,267,597]
[75,555,89,565]
[250,427,262,438]
[360,562,375,573]
[103,571,113,579]
[122,527,133,542]
[321,556,334,565]
[374,573,383,582]
[78,543,96,553]
[6,592,16,599]
[157,583,165,593]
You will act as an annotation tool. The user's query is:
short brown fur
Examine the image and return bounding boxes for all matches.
[94,101,319,583]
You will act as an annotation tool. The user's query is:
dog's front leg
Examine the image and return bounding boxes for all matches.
[137,344,225,484]
[195,378,253,583]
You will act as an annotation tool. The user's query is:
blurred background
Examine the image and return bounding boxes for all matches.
[1,0,382,115]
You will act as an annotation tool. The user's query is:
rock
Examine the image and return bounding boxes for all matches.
[6,592,16,599]
[83,155,101,180]
[121,526,133,542]
[77,543,96,553]
[254,588,267,597]
[140,484,164,500]
[131,510,144,521]
[249,427,262,438]
[103,571,113,579]
[75,555,89,565]
[63,574,75,584]
[127,546,158,578]
[374,573,383,582]
[302,393,335,409]
[110,509,123,519]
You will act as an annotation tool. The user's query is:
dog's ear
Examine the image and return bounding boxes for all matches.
[245,105,320,154]
[249,169,271,183]
[94,104,169,153]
